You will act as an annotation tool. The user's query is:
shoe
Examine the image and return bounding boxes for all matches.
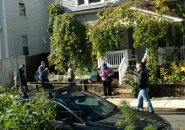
[102,96,107,99]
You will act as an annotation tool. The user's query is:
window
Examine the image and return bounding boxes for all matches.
[79,0,85,5]
[19,0,26,16]
[89,0,100,3]
[77,0,101,6]
[22,35,29,55]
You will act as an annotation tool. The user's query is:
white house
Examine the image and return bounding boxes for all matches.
[0,0,54,60]
[56,0,185,84]
[0,0,55,87]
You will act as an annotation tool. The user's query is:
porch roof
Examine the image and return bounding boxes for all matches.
[130,7,184,22]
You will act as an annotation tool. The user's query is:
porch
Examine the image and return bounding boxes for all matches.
[99,46,185,85]
[98,50,138,85]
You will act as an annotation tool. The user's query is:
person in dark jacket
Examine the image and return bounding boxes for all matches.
[19,64,28,92]
[136,62,154,113]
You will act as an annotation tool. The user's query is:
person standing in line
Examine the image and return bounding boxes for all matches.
[99,63,114,98]
[37,61,49,83]
[68,63,75,83]
[19,64,28,92]
[136,62,154,113]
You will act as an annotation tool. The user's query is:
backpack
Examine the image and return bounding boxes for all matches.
[34,70,40,81]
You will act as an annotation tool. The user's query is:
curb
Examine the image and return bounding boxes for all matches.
[130,107,185,112]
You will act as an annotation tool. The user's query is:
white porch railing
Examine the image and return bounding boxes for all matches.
[118,52,129,85]
[158,46,185,65]
[98,50,128,68]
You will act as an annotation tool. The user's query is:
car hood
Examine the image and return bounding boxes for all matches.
[87,110,170,130]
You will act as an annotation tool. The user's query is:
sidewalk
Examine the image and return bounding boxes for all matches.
[106,97,185,112]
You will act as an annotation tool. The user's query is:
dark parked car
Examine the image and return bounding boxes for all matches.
[20,87,172,130]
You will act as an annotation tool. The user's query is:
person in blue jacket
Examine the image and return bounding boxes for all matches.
[37,61,49,83]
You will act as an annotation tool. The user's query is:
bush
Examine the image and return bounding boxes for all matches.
[125,69,138,97]
[0,92,56,130]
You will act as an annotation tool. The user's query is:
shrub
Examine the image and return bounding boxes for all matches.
[0,92,56,130]
[126,69,138,97]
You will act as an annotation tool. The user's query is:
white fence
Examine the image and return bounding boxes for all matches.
[0,56,26,87]
[158,46,185,65]
[98,50,128,68]
[118,52,129,84]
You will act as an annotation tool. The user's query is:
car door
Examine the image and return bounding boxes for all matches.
[54,101,86,130]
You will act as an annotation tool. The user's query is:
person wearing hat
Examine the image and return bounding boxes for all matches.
[99,63,114,98]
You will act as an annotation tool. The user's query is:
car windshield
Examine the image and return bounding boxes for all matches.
[56,91,117,121]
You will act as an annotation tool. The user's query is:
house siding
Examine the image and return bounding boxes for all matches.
[2,0,54,59]
[0,0,2,25]
[0,0,2,59]
[75,13,98,23]
[60,0,76,11]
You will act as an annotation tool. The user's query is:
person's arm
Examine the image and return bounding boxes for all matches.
[99,69,106,77]
[107,68,114,77]
[38,66,44,79]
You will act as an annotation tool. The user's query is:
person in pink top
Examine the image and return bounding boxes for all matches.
[99,63,114,98]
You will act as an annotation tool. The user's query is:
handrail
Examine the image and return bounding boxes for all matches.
[118,52,129,85]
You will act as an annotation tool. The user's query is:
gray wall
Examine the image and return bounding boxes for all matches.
[0,55,26,87]
[1,0,54,59]
[0,0,3,59]
[0,0,2,25]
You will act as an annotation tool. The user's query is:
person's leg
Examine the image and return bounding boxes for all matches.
[136,89,143,111]
[23,80,28,91]
[140,97,143,110]
[107,81,112,96]
[142,88,154,113]
[20,80,24,92]
[103,81,107,96]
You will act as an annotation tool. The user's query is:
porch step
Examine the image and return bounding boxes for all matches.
[113,88,133,98]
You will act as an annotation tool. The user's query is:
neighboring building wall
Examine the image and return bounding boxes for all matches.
[0,55,26,87]
[0,0,8,59]
[2,0,54,59]
[0,0,2,59]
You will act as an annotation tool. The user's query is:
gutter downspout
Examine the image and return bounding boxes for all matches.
[2,0,9,58]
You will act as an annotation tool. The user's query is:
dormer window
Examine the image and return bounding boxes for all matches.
[89,0,101,3]
[79,0,85,5]
[77,0,103,6]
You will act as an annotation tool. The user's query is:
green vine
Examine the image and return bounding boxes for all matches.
[48,14,92,73]
[48,3,64,34]
[88,0,184,82]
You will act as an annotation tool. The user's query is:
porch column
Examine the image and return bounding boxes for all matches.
[158,47,164,66]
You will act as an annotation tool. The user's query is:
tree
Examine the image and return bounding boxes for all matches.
[48,3,64,34]
[48,14,92,73]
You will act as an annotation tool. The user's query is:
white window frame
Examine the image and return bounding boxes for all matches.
[76,0,106,6]
[19,0,26,16]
